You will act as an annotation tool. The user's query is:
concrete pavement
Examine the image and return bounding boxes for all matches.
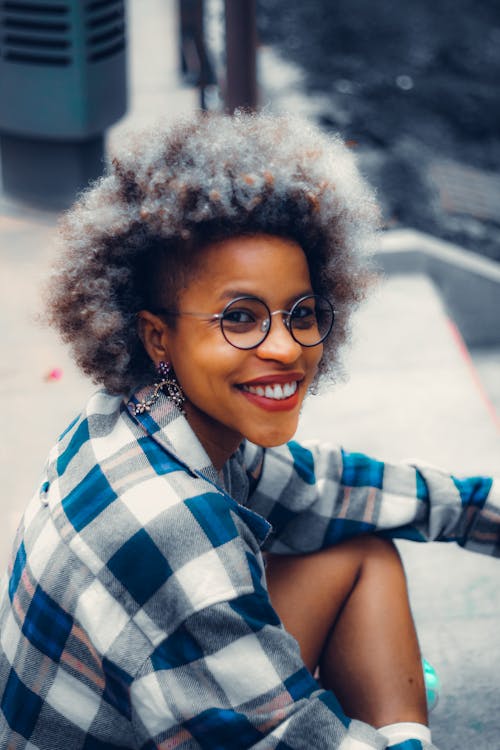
[0,1,498,747]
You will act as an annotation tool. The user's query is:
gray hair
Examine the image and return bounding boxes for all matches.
[46,111,379,394]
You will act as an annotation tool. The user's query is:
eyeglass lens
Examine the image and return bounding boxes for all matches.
[220,295,334,349]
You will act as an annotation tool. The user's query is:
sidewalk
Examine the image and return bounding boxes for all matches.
[0,2,499,747]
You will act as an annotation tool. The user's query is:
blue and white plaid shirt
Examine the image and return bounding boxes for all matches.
[0,388,498,749]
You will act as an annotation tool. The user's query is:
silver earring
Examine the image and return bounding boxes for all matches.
[158,361,186,411]
[130,361,185,415]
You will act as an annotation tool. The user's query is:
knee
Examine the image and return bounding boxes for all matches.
[341,535,404,576]
[359,534,400,558]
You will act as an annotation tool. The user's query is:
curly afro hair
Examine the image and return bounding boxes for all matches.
[45,111,380,394]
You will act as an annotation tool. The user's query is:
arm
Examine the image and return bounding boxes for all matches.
[244,440,500,556]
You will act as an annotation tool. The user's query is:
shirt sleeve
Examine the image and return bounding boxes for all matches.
[128,551,407,749]
[244,440,500,556]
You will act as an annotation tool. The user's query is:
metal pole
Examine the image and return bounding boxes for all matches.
[178,0,214,109]
[224,0,258,112]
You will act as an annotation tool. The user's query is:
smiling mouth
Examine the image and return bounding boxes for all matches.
[239,381,299,400]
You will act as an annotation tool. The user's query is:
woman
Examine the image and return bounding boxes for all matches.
[0,112,497,749]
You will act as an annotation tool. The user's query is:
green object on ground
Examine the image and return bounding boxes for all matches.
[423,657,441,711]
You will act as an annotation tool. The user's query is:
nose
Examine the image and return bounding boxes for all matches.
[255,314,302,363]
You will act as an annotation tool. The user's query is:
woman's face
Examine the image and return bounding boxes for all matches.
[154,234,323,468]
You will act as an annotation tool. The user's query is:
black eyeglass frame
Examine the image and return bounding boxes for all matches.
[151,293,335,350]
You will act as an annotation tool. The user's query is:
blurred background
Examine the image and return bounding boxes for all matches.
[0,2,499,747]
[256,0,500,263]
[2,0,500,256]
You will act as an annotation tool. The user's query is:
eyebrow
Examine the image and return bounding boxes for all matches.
[217,288,315,305]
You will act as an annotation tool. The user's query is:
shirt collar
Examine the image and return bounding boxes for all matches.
[126,387,272,544]
[126,386,219,482]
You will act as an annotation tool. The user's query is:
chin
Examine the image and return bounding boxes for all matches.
[247,423,298,448]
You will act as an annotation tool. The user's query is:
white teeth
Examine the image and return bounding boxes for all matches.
[242,381,298,400]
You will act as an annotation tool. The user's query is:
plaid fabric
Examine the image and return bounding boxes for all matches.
[0,389,497,749]
[243,441,499,557]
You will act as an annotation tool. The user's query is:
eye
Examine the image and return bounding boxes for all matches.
[291,303,316,329]
[222,307,258,331]
[223,308,256,323]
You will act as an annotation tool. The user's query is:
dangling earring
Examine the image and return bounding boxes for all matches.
[130,361,186,415]
[157,361,186,411]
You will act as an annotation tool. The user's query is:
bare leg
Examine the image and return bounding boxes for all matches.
[265,535,428,728]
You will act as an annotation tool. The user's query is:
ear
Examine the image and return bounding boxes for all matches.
[137,310,171,367]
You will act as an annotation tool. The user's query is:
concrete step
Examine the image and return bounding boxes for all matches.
[297,273,500,473]
[470,346,500,419]
[297,274,500,749]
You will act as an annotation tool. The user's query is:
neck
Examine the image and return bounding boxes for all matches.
[183,402,243,472]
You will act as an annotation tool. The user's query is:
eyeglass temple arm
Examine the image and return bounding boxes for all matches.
[153,308,223,321]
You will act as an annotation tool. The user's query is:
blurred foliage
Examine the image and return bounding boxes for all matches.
[256,0,500,259]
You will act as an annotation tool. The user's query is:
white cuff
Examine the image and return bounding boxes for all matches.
[378,721,432,745]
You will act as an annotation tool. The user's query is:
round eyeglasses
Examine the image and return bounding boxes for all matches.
[153,294,335,350]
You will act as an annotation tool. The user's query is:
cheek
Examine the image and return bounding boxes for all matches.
[172,336,241,389]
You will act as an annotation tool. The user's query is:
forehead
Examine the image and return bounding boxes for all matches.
[183,234,313,304]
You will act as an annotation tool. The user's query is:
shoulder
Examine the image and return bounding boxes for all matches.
[45,411,262,627]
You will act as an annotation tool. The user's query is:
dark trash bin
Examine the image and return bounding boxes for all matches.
[0,0,127,209]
